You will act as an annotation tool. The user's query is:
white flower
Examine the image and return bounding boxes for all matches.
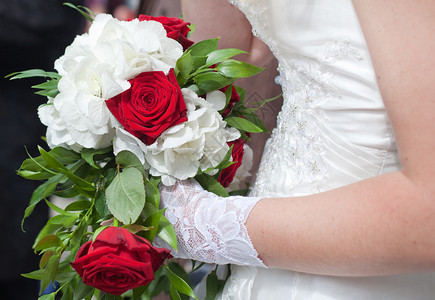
[113,88,240,186]
[206,90,226,111]
[40,14,183,150]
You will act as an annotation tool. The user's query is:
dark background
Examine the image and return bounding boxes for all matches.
[0,0,84,298]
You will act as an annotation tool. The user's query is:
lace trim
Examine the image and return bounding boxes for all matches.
[159,181,265,267]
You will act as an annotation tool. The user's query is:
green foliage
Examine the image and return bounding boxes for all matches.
[63,2,95,22]
[224,117,263,133]
[6,69,61,98]
[165,266,198,300]
[174,38,265,97]
[106,167,145,224]
[195,173,229,197]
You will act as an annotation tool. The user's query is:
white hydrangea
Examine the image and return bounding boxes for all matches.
[39,14,183,151]
[113,88,240,186]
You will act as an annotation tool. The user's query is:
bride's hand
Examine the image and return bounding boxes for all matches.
[156,180,266,267]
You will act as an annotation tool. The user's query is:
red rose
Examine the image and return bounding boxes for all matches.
[138,15,194,50]
[218,138,245,188]
[220,85,240,117]
[71,227,172,295]
[106,69,188,145]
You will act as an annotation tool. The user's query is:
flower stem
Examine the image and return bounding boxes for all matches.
[113,218,119,227]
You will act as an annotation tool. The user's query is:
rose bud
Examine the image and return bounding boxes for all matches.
[218,138,245,188]
[138,15,194,50]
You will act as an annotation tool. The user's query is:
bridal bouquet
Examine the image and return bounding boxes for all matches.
[9,4,268,300]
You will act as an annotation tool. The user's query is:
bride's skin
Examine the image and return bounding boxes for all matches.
[181,0,435,276]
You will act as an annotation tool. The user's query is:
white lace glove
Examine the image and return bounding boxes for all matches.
[157,180,266,267]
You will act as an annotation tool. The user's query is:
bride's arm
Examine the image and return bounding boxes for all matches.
[247,0,435,276]
[181,0,274,67]
[181,0,251,50]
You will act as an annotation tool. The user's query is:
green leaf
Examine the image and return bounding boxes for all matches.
[205,271,219,300]
[22,269,44,280]
[165,266,197,299]
[195,173,229,197]
[33,223,63,249]
[143,204,164,242]
[68,219,88,254]
[17,169,54,180]
[72,280,94,300]
[38,292,56,300]
[116,150,146,177]
[20,149,58,176]
[187,24,196,38]
[38,146,95,195]
[6,69,60,80]
[64,199,91,211]
[222,84,234,113]
[194,72,234,93]
[167,261,190,283]
[122,224,154,234]
[55,271,77,284]
[106,167,145,224]
[63,2,95,22]
[60,286,74,300]
[186,84,201,95]
[53,187,80,198]
[176,51,194,79]
[186,38,219,57]
[95,188,111,218]
[145,178,160,209]
[145,268,169,298]
[39,250,55,269]
[170,285,182,300]
[202,145,234,174]
[99,292,122,300]
[35,88,59,98]
[46,214,79,228]
[224,116,263,133]
[243,113,268,132]
[50,147,81,163]
[22,175,62,230]
[45,199,76,216]
[205,267,230,300]
[34,235,63,251]
[157,215,178,251]
[81,146,112,169]
[206,48,247,66]
[40,254,60,294]
[32,79,59,91]
[217,60,264,78]
[192,56,208,71]
[132,285,149,300]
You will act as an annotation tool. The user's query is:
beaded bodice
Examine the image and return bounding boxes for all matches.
[228,0,398,198]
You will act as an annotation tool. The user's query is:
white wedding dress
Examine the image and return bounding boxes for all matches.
[216,0,435,299]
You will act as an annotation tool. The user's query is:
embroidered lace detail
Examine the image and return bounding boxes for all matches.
[250,56,332,196]
[228,0,268,39]
[319,40,363,63]
[158,180,265,267]
[227,1,363,197]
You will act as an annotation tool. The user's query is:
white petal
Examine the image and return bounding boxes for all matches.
[206,90,226,111]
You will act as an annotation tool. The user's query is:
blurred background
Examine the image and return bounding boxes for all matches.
[0,0,280,298]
